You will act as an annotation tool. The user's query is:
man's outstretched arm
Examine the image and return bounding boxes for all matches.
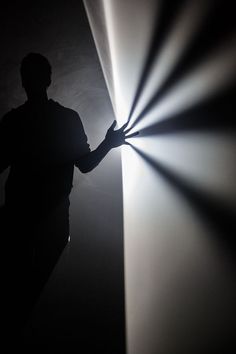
[76,120,137,173]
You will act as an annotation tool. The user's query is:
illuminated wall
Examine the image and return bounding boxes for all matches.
[84,1,236,353]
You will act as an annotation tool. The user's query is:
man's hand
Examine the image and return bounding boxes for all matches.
[105,120,139,148]
[76,120,139,173]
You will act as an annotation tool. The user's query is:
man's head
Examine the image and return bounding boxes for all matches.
[20,53,52,97]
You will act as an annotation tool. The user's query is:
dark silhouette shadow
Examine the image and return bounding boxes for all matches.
[138,85,236,137]
[0,53,92,339]
[131,146,236,259]
[0,52,127,353]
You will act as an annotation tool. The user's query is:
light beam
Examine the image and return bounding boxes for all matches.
[128,0,208,127]
[131,40,236,132]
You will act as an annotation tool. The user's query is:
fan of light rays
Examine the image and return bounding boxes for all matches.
[83,0,159,126]
[83,0,213,132]
[83,4,236,354]
[131,39,236,133]
[127,0,209,128]
[83,0,236,181]
[83,0,236,205]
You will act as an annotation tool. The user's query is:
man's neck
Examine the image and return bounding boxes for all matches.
[27,91,49,104]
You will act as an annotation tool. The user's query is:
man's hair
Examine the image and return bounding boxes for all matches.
[20,53,52,89]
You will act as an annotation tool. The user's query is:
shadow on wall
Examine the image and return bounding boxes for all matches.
[127,0,185,122]
[128,0,236,131]
[84,0,236,353]
[132,145,236,259]
[138,85,236,137]
[132,83,236,259]
[128,0,236,263]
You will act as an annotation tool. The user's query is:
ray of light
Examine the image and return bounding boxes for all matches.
[84,0,159,126]
[129,133,236,204]
[128,0,208,127]
[83,0,116,110]
[130,40,236,132]
[83,3,236,354]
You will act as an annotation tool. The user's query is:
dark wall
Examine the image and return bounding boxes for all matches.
[0,1,125,353]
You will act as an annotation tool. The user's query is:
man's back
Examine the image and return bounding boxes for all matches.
[2,99,90,221]
[0,99,91,322]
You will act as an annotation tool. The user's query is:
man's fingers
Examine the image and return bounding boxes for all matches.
[120,121,129,131]
[125,131,139,139]
[124,141,132,146]
[124,126,133,134]
[109,120,117,130]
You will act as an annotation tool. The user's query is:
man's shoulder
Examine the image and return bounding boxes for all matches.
[1,100,82,126]
[1,103,26,124]
[49,100,80,119]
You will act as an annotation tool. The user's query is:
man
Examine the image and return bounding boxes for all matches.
[0,53,135,330]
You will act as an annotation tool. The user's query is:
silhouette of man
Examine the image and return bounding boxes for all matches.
[0,53,134,332]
